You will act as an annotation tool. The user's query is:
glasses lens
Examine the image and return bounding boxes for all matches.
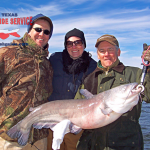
[34,27,42,33]
[34,28,50,35]
[66,41,73,48]
[98,47,115,54]
[44,30,50,35]
[66,40,83,48]
[74,40,82,46]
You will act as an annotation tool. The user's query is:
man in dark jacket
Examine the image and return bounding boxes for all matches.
[47,28,97,150]
[75,34,150,150]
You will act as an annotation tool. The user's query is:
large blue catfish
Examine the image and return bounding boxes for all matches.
[7,82,144,150]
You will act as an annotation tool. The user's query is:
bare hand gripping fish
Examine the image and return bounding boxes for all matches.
[7,83,144,150]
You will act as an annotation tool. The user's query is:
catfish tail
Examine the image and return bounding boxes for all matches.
[7,121,30,146]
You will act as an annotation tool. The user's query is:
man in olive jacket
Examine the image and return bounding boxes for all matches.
[75,34,150,150]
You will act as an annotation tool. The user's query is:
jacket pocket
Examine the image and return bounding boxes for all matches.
[108,131,140,147]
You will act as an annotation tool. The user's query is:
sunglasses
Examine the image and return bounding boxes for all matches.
[33,27,50,35]
[66,40,83,48]
[98,47,116,54]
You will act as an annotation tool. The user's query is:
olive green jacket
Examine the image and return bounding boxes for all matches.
[75,60,150,150]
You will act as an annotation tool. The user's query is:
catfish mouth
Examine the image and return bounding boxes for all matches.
[131,84,144,93]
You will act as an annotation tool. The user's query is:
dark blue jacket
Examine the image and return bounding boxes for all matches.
[48,52,97,101]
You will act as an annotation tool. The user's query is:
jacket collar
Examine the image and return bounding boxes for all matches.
[13,32,49,58]
[94,59,125,77]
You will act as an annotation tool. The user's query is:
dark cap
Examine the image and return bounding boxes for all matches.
[27,14,53,39]
[95,34,119,47]
[64,28,86,48]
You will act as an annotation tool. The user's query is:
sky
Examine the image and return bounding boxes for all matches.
[0,0,150,68]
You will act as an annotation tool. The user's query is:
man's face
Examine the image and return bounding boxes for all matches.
[66,36,85,60]
[28,19,50,48]
[97,41,121,68]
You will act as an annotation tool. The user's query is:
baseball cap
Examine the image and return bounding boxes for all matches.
[95,34,119,47]
[27,14,53,39]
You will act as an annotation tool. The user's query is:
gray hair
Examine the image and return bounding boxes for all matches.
[115,45,119,51]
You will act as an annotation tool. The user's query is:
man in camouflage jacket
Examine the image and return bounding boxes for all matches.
[0,14,53,150]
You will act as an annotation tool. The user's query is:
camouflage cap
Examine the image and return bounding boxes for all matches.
[95,34,119,47]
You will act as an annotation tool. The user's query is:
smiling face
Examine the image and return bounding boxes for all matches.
[97,41,121,68]
[28,19,50,48]
[66,36,85,60]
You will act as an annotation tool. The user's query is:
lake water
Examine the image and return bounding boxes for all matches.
[139,101,150,150]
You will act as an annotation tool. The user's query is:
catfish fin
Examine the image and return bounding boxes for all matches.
[7,122,21,139]
[18,131,30,146]
[99,101,113,115]
[100,107,113,115]
[80,89,94,99]
[33,122,58,129]
[29,107,34,112]
[69,123,82,134]
[29,107,38,112]
[7,121,30,146]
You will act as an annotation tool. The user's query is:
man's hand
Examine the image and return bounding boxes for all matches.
[141,45,150,62]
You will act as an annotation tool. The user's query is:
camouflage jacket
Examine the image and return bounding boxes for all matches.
[0,32,53,144]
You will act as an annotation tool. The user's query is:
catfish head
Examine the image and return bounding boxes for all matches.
[98,82,144,114]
